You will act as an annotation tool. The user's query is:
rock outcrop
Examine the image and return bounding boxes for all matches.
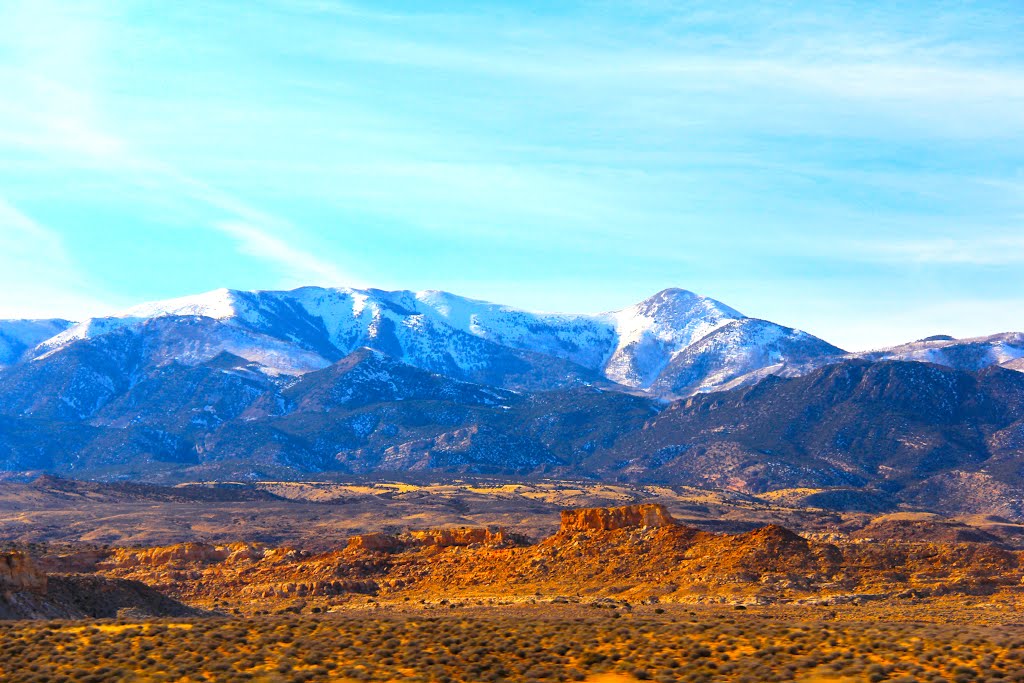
[0,552,46,593]
[693,524,833,576]
[851,519,1005,545]
[559,503,676,533]
[36,549,110,574]
[38,504,1024,613]
[409,526,509,548]
[347,527,511,554]
[346,533,405,553]
[246,579,378,599]
[1,552,199,620]
[103,543,234,570]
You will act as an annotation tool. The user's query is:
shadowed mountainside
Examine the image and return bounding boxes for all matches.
[2,358,1024,519]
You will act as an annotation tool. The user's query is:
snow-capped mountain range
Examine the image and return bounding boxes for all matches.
[3,285,1022,397]
[2,285,1024,503]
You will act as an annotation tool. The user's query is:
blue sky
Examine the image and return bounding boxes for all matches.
[1,1,1022,350]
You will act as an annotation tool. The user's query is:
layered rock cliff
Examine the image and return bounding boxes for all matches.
[559,503,676,533]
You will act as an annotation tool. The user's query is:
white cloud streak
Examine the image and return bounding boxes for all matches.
[214,221,354,286]
[0,197,113,319]
[847,235,1024,266]
[0,0,363,292]
[0,196,65,252]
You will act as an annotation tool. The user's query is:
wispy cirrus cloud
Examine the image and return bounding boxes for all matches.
[214,221,355,287]
[272,3,1024,137]
[0,0,364,293]
[0,196,64,252]
[0,197,114,319]
[846,235,1024,266]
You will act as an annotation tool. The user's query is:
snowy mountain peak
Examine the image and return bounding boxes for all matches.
[625,287,743,321]
[121,287,241,320]
[601,288,745,388]
[34,288,248,357]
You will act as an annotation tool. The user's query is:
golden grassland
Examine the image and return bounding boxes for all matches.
[2,605,1023,683]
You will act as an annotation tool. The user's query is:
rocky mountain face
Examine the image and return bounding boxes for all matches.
[559,503,677,533]
[611,361,1024,512]
[0,551,46,592]
[1,349,1023,519]
[0,354,659,481]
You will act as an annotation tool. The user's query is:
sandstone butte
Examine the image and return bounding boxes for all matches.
[558,503,676,533]
[25,504,1024,612]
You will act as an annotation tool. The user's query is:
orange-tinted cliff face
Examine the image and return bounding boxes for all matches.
[346,527,511,554]
[558,503,677,533]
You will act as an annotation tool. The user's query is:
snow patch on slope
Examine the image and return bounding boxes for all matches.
[653,318,845,396]
[120,288,240,320]
[415,289,615,370]
[37,289,244,355]
[0,319,74,366]
[856,332,1024,371]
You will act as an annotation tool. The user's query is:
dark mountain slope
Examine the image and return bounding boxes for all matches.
[94,352,279,431]
[608,360,1024,495]
[0,319,74,367]
[0,346,658,482]
[0,327,146,421]
[264,347,516,413]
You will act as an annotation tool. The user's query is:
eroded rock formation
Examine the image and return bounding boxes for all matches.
[347,527,511,554]
[0,552,47,593]
[1,551,199,620]
[19,503,1024,615]
[347,532,404,553]
[103,543,229,569]
[409,526,509,548]
[559,503,676,533]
